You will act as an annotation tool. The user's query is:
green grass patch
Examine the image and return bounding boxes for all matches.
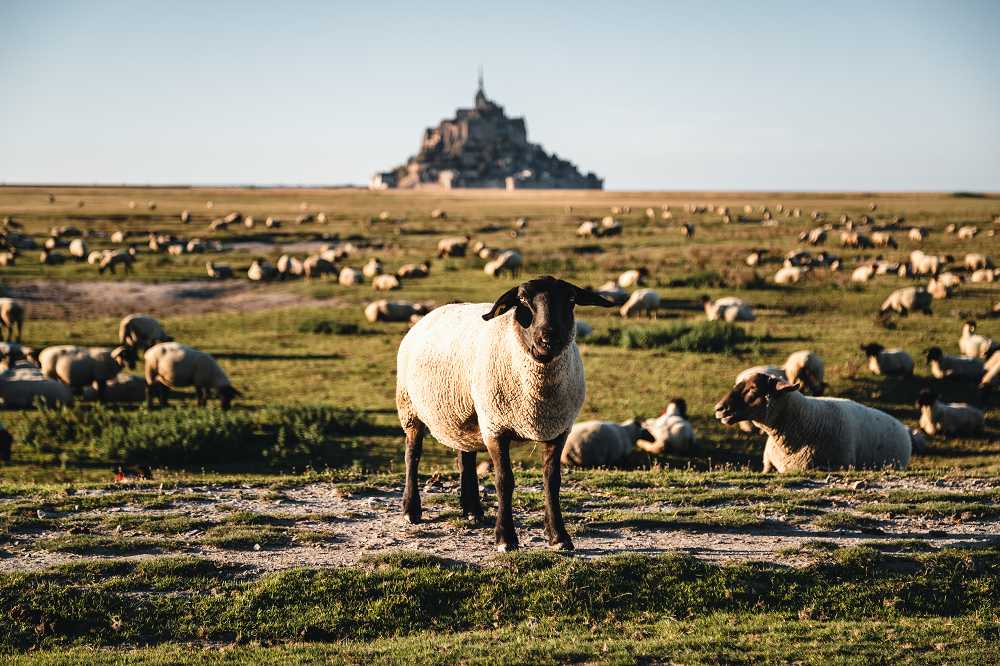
[200,525,292,550]
[296,317,362,335]
[592,320,756,353]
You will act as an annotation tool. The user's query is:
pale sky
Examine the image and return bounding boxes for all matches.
[1,1,998,190]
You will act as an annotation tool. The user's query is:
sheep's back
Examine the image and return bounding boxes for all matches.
[562,421,630,467]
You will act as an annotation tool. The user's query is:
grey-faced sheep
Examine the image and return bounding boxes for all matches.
[395,276,614,551]
[703,296,755,322]
[39,345,131,399]
[206,261,233,279]
[959,321,998,359]
[119,314,172,353]
[926,347,984,382]
[0,298,25,342]
[641,399,696,454]
[144,342,240,409]
[484,250,523,278]
[880,286,932,316]
[365,300,428,323]
[860,343,914,377]
[560,418,653,468]
[620,288,660,318]
[715,373,911,472]
[917,389,984,438]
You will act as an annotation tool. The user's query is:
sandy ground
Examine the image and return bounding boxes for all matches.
[3,475,998,573]
[6,280,336,320]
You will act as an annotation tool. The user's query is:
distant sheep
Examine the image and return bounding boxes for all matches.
[98,251,134,275]
[397,262,431,279]
[620,288,660,318]
[880,286,932,316]
[303,255,336,279]
[957,225,979,240]
[437,236,470,258]
[774,266,807,284]
[959,321,999,359]
[145,342,240,409]
[339,267,364,285]
[560,418,653,468]
[0,299,25,342]
[965,254,993,271]
[926,347,984,382]
[277,254,304,279]
[39,345,131,399]
[206,261,233,279]
[365,299,429,323]
[917,389,984,438]
[871,231,897,248]
[617,268,647,288]
[362,257,383,278]
[372,274,401,291]
[484,250,523,278]
[641,399,696,454]
[247,259,276,282]
[908,227,928,242]
[703,296,755,322]
[860,343,914,377]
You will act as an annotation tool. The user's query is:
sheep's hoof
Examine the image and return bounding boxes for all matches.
[548,537,575,551]
[496,542,519,553]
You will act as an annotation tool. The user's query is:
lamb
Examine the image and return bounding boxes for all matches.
[617,268,647,288]
[371,274,400,291]
[641,399,696,454]
[916,389,984,438]
[560,418,653,468]
[397,262,431,279]
[362,257,383,278]
[338,267,364,285]
[926,347,984,382]
[39,345,131,399]
[82,373,146,403]
[119,314,172,352]
[247,259,277,281]
[959,321,998,359]
[0,364,73,408]
[364,299,428,323]
[703,296,755,322]
[206,261,233,279]
[594,281,628,305]
[0,298,25,342]
[871,231,898,248]
[437,236,470,258]
[714,372,911,472]
[303,255,336,279]
[860,343,914,377]
[774,266,807,284]
[68,238,88,259]
[276,254,304,279]
[484,250,523,278]
[965,254,994,271]
[620,288,660,318]
[144,342,240,409]
[395,276,614,551]
[879,286,932,316]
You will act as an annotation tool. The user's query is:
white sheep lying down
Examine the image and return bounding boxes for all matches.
[0,364,73,408]
[144,342,240,409]
[703,296,755,322]
[560,419,652,467]
[715,372,911,472]
[641,399,696,454]
[39,345,130,398]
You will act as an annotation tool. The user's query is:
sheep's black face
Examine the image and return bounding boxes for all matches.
[916,389,937,408]
[669,398,687,418]
[861,343,883,358]
[483,276,614,364]
[714,373,797,425]
[218,385,240,410]
[926,347,943,363]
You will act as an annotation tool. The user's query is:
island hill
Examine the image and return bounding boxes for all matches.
[370,75,602,191]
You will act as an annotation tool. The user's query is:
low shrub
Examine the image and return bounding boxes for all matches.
[592,321,755,353]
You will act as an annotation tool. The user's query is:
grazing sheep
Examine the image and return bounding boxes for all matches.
[908,227,928,242]
[364,300,428,323]
[971,268,999,283]
[926,347,984,382]
[774,266,807,284]
[205,261,233,280]
[303,255,336,279]
[714,373,911,472]
[0,365,73,408]
[560,418,653,468]
[617,268,647,288]
[871,231,897,248]
[917,389,984,438]
[851,263,877,283]
[68,238,88,260]
[703,296,755,322]
[641,399,696,454]
[959,321,998,359]
[880,286,933,316]
[296,214,314,225]
[144,342,240,409]
[395,277,614,551]
[248,259,277,282]
[437,236,471,258]
[82,373,146,403]
[186,239,206,254]
[362,257,383,278]
[620,288,660,318]
[338,267,364,285]
[372,274,401,291]
[276,254,304,279]
[39,345,131,399]
[783,350,826,396]
[965,254,993,271]
[87,250,106,265]
[799,227,827,245]
[860,343,914,377]
[119,314,172,353]
[594,281,629,305]
[957,225,979,240]
[484,250,523,278]
[98,250,134,275]
[208,218,230,232]
[397,262,431,279]
[0,299,25,342]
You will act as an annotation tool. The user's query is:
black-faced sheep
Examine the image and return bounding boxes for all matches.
[917,389,984,438]
[119,315,172,353]
[39,345,131,399]
[0,298,25,342]
[880,286,932,316]
[926,347,984,382]
[860,343,914,377]
[144,342,240,410]
[560,418,653,467]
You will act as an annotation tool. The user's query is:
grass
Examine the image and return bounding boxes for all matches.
[592,320,757,353]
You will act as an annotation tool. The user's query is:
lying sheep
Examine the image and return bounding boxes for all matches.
[617,268,647,288]
[880,286,932,316]
[959,321,998,359]
[641,399,696,454]
[576,220,601,237]
[82,373,146,403]
[601,217,623,236]
[339,267,364,285]
[277,255,304,279]
[144,342,240,409]
[799,227,827,245]
[68,238,88,260]
[957,225,979,240]
[965,253,994,271]
[248,259,277,281]
[560,418,653,468]
[39,345,131,399]
[620,288,660,318]
[595,281,629,305]
[437,236,470,258]
[745,249,767,267]
[303,255,336,279]
[0,299,25,342]
[362,257,383,278]
[783,350,826,396]
[860,343,914,377]
[119,315,172,352]
[0,364,73,408]
[926,347,984,382]
[372,274,401,291]
[715,372,911,472]
[871,231,897,248]
[917,389,984,438]
[365,299,428,323]
[206,261,233,279]
[397,262,430,279]
[774,266,807,284]
[395,277,614,551]
[971,269,999,283]
[484,250,524,278]
[703,296,755,322]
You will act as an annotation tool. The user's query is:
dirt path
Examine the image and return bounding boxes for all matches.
[3,476,998,573]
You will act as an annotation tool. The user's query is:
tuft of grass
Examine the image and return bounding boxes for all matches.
[815,512,881,532]
[594,321,755,353]
[296,318,361,335]
[200,525,292,550]
[35,534,166,556]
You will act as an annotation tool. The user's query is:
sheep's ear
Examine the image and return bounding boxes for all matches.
[483,287,519,321]
[573,285,615,308]
[773,379,799,395]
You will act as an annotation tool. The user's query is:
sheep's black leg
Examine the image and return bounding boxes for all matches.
[158,384,168,407]
[95,380,106,403]
[145,383,156,409]
[402,421,425,523]
[486,435,517,552]
[542,431,574,550]
[458,450,484,522]
[196,387,207,407]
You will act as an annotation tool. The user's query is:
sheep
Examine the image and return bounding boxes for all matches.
[39,345,131,399]
[303,255,336,279]
[640,399,696,454]
[594,281,628,305]
[40,250,66,265]
[394,276,615,551]
[909,250,950,276]
[248,259,277,281]
[871,231,897,248]
[180,210,191,223]
[880,286,933,316]
[68,238,88,260]
[841,231,874,249]
[908,227,928,242]
[98,250,134,275]
[936,272,963,289]
[851,263,877,283]
[799,227,827,245]
[338,267,364,285]
[860,343,914,377]
[978,351,1000,400]
[576,220,600,237]
[114,317,168,362]
[397,262,430,279]
[601,217,623,236]
[703,296,755,322]
[167,243,185,256]
[784,249,812,268]
[959,321,998,359]
[484,250,523,278]
[774,266,807,284]
[265,216,282,229]
[296,213,315,225]
[957,225,979,240]
[208,218,230,232]
[714,372,911,472]
[372,274,401,291]
[437,236,470,258]
[204,261,232,280]
[560,418,653,468]
[243,216,255,229]
[620,288,660,318]
[783,350,826,396]
[186,239,206,254]
[680,223,694,238]
[0,251,15,267]
[82,373,146,403]
[971,268,999,283]
[927,276,953,300]
[362,257,383,278]
[916,389,984,438]
[431,208,447,220]
[965,254,994,271]
[617,268,647,288]
[745,249,767,267]
[364,300,428,323]
[0,364,73,408]
[926,347,984,382]
[0,299,25,342]
[87,250,105,265]
[276,254,304,279]
[144,342,240,409]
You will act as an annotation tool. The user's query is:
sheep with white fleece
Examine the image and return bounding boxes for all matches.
[959,321,998,359]
[641,399,696,454]
[119,314,172,353]
[364,299,428,323]
[144,342,240,409]
[39,345,131,399]
[880,286,933,316]
[560,418,653,468]
[860,343,914,377]
[620,288,660,318]
[0,364,73,408]
[703,296,755,322]
[916,389,984,438]
[715,372,911,472]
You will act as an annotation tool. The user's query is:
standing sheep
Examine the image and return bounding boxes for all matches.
[0,298,25,342]
[144,342,240,409]
[395,277,614,551]
[436,236,471,258]
[39,345,131,399]
[484,250,523,278]
[560,418,653,468]
[119,314,172,353]
[774,266,807,284]
[276,255,304,279]
[916,389,984,438]
[620,289,660,318]
[714,373,911,472]
[880,286,933,316]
